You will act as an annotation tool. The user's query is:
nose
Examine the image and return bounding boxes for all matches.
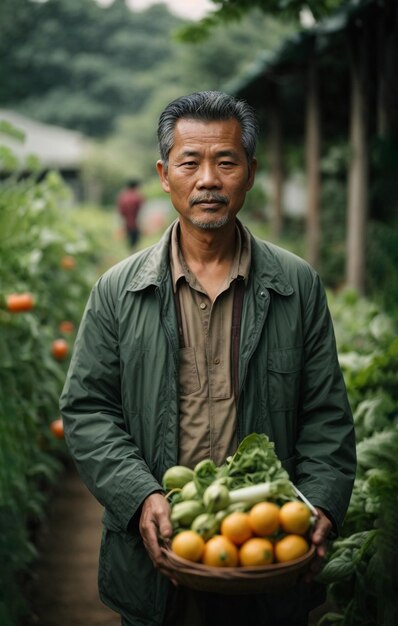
[196,163,221,189]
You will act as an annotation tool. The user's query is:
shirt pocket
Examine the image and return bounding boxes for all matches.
[179,346,201,395]
[267,346,303,411]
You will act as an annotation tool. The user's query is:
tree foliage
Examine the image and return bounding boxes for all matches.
[177,0,344,41]
[0,0,184,136]
[0,0,292,140]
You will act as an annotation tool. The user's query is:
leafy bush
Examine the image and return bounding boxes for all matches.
[0,168,100,625]
[318,290,398,626]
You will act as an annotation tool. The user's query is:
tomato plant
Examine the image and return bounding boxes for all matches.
[0,137,104,626]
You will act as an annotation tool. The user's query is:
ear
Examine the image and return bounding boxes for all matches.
[156,160,170,193]
[246,157,257,191]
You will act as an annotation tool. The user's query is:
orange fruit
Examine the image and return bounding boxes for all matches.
[248,501,280,536]
[220,512,253,546]
[239,537,274,566]
[50,418,64,439]
[59,320,75,334]
[274,534,309,563]
[279,501,312,535]
[6,293,34,312]
[51,338,69,360]
[60,255,76,270]
[201,535,239,567]
[171,530,205,562]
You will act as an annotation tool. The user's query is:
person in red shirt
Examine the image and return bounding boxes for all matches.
[117,179,145,249]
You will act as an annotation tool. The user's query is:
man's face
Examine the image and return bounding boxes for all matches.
[156,118,256,231]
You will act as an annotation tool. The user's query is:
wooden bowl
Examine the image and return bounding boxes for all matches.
[161,544,316,595]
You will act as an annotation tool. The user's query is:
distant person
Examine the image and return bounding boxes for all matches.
[117,179,145,249]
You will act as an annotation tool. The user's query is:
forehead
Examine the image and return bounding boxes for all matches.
[172,117,244,154]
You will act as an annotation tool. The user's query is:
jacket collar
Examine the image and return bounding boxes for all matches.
[249,232,294,296]
[127,223,173,291]
[127,219,294,297]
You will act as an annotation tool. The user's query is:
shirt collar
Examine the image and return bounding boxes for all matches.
[169,220,251,293]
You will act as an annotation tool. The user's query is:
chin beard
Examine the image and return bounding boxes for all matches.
[189,214,230,230]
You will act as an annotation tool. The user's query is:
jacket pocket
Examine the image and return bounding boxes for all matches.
[267,346,303,411]
[98,524,165,624]
[179,346,200,395]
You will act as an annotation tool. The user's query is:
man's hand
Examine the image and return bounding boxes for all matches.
[139,492,176,579]
[304,507,333,582]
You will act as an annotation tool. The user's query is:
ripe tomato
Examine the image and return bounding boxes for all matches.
[51,338,69,360]
[248,501,280,536]
[6,293,34,313]
[239,537,274,566]
[279,501,312,535]
[171,530,205,562]
[60,255,76,270]
[58,320,75,334]
[220,511,253,546]
[201,535,239,567]
[274,534,309,563]
[50,418,64,439]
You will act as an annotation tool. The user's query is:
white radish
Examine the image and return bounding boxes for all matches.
[228,482,273,505]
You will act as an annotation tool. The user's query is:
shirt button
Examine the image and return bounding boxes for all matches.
[200,302,207,310]
[214,357,220,365]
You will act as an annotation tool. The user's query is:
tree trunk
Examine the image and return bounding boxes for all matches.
[305,56,321,269]
[346,27,368,295]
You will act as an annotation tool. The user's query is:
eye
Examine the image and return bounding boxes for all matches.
[219,160,235,168]
[179,160,197,169]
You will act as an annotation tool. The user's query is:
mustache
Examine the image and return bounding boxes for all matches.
[190,194,228,207]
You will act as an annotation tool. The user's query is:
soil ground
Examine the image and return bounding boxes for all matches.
[27,462,330,626]
[27,461,120,626]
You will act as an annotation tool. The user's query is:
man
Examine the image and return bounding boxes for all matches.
[117,179,144,249]
[60,91,356,626]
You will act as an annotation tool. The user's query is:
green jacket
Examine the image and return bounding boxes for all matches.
[60,221,356,625]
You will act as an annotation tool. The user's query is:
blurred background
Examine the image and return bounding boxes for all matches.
[1,1,397,625]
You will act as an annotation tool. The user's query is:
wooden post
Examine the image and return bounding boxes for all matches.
[377,6,388,137]
[305,55,321,269]
[346,26,368,295]
[268,83,284,238]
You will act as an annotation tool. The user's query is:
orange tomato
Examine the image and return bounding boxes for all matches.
[51,338,69,360]
[239,537,274,566]
[201,535,239,567]
[274,534,309,563]
[248,501,280,536]
[279,501,312,535]
[220,511,253,546]
[60,255,76,270]
[50,418,64,439]
[171,530,205,562]
[6,293,34,312]
[58,320,75,334]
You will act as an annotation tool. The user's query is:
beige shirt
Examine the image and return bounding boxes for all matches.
[170,222,251,468]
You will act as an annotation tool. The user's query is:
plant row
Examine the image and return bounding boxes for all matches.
[0,169,100,626]
[318,290,398,626]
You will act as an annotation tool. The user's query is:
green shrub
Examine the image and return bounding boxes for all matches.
[0,169,100,625]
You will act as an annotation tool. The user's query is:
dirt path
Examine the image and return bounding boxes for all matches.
[28,462,120,626]
[28,461,329,626]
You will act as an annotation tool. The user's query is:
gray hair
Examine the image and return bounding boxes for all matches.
[157,91,258,169]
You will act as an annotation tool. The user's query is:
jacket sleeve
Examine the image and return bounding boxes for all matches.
[59,277,163,531]
[295,273,356,533]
